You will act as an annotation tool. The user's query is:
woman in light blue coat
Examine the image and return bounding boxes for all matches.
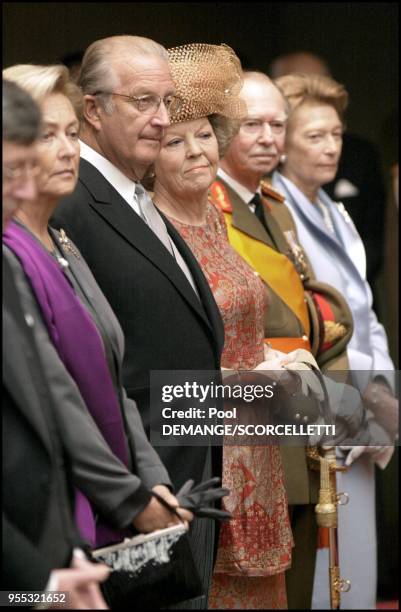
[272,73,397,609]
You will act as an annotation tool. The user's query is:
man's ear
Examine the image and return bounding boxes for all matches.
[83,95,103,131]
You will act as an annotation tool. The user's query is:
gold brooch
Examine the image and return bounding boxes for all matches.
[58,229,80,259]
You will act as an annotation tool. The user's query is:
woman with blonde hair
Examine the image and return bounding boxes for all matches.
[272,72,396,609]
[2,63,192,552]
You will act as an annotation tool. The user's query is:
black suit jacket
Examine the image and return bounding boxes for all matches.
[2,257,80,590]
[52,158,224,488]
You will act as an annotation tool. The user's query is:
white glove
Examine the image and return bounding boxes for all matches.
[263,343,287,362]
[262,346,319,369]
[257,347,325,399]
[282,348,320,369]
[339,445,394,469]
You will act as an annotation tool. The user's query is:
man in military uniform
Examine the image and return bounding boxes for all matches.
[209,71,354,608]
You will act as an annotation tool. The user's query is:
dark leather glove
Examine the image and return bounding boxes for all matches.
[176,477,231,521]
[270,370,322,426]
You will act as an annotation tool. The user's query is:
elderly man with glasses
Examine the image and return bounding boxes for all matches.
[52,35,225,609]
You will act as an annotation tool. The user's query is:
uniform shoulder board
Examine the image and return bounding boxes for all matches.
[260,179,286,203]
[209,181,233,213]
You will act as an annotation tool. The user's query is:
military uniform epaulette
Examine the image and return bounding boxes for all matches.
[209,181,233,213]
[260,179,286,203]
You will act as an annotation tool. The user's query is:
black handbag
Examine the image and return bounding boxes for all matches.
[91,480,230,609]
[93,523,202,609]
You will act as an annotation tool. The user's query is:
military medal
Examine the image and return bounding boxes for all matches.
[283,230,309,282]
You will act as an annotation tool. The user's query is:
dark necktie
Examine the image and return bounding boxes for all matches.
[250,192,267,229]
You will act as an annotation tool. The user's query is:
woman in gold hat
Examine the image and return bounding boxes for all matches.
[152,43,292,609]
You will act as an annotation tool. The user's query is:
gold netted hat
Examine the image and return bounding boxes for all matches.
[167,43,246,123]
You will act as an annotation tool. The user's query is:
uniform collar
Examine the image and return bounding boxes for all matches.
[217,167,261,205]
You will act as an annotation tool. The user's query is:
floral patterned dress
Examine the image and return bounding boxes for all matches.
[167,202,293,609]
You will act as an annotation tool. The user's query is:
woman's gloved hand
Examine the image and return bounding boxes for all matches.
[339,445,394,469]
[176,477,231,520]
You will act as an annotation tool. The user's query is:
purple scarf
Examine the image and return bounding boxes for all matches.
[3,221,132,547]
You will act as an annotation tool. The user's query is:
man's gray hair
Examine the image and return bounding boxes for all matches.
[243,70,290,115]
[79,35,169,115]
[3,79,41,144]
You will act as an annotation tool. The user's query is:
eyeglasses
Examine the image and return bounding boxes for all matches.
[240,119,286,136]
[93,91,182,116]
[3,162,41,184]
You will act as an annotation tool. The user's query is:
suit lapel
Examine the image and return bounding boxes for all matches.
[275,172,342,245]
[323,195,367,279]
[261,205,297,255]
[218,179,291,255]
[277,175,366,284]
[50,228,96,301]
[3,257,53,453]
[78,159,217,338]
[220,180,273,245]
[49,226,124,363]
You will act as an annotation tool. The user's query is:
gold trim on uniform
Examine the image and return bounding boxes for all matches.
[209,182,233,213]
[323,320,348,344]
[260,179,286,203]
